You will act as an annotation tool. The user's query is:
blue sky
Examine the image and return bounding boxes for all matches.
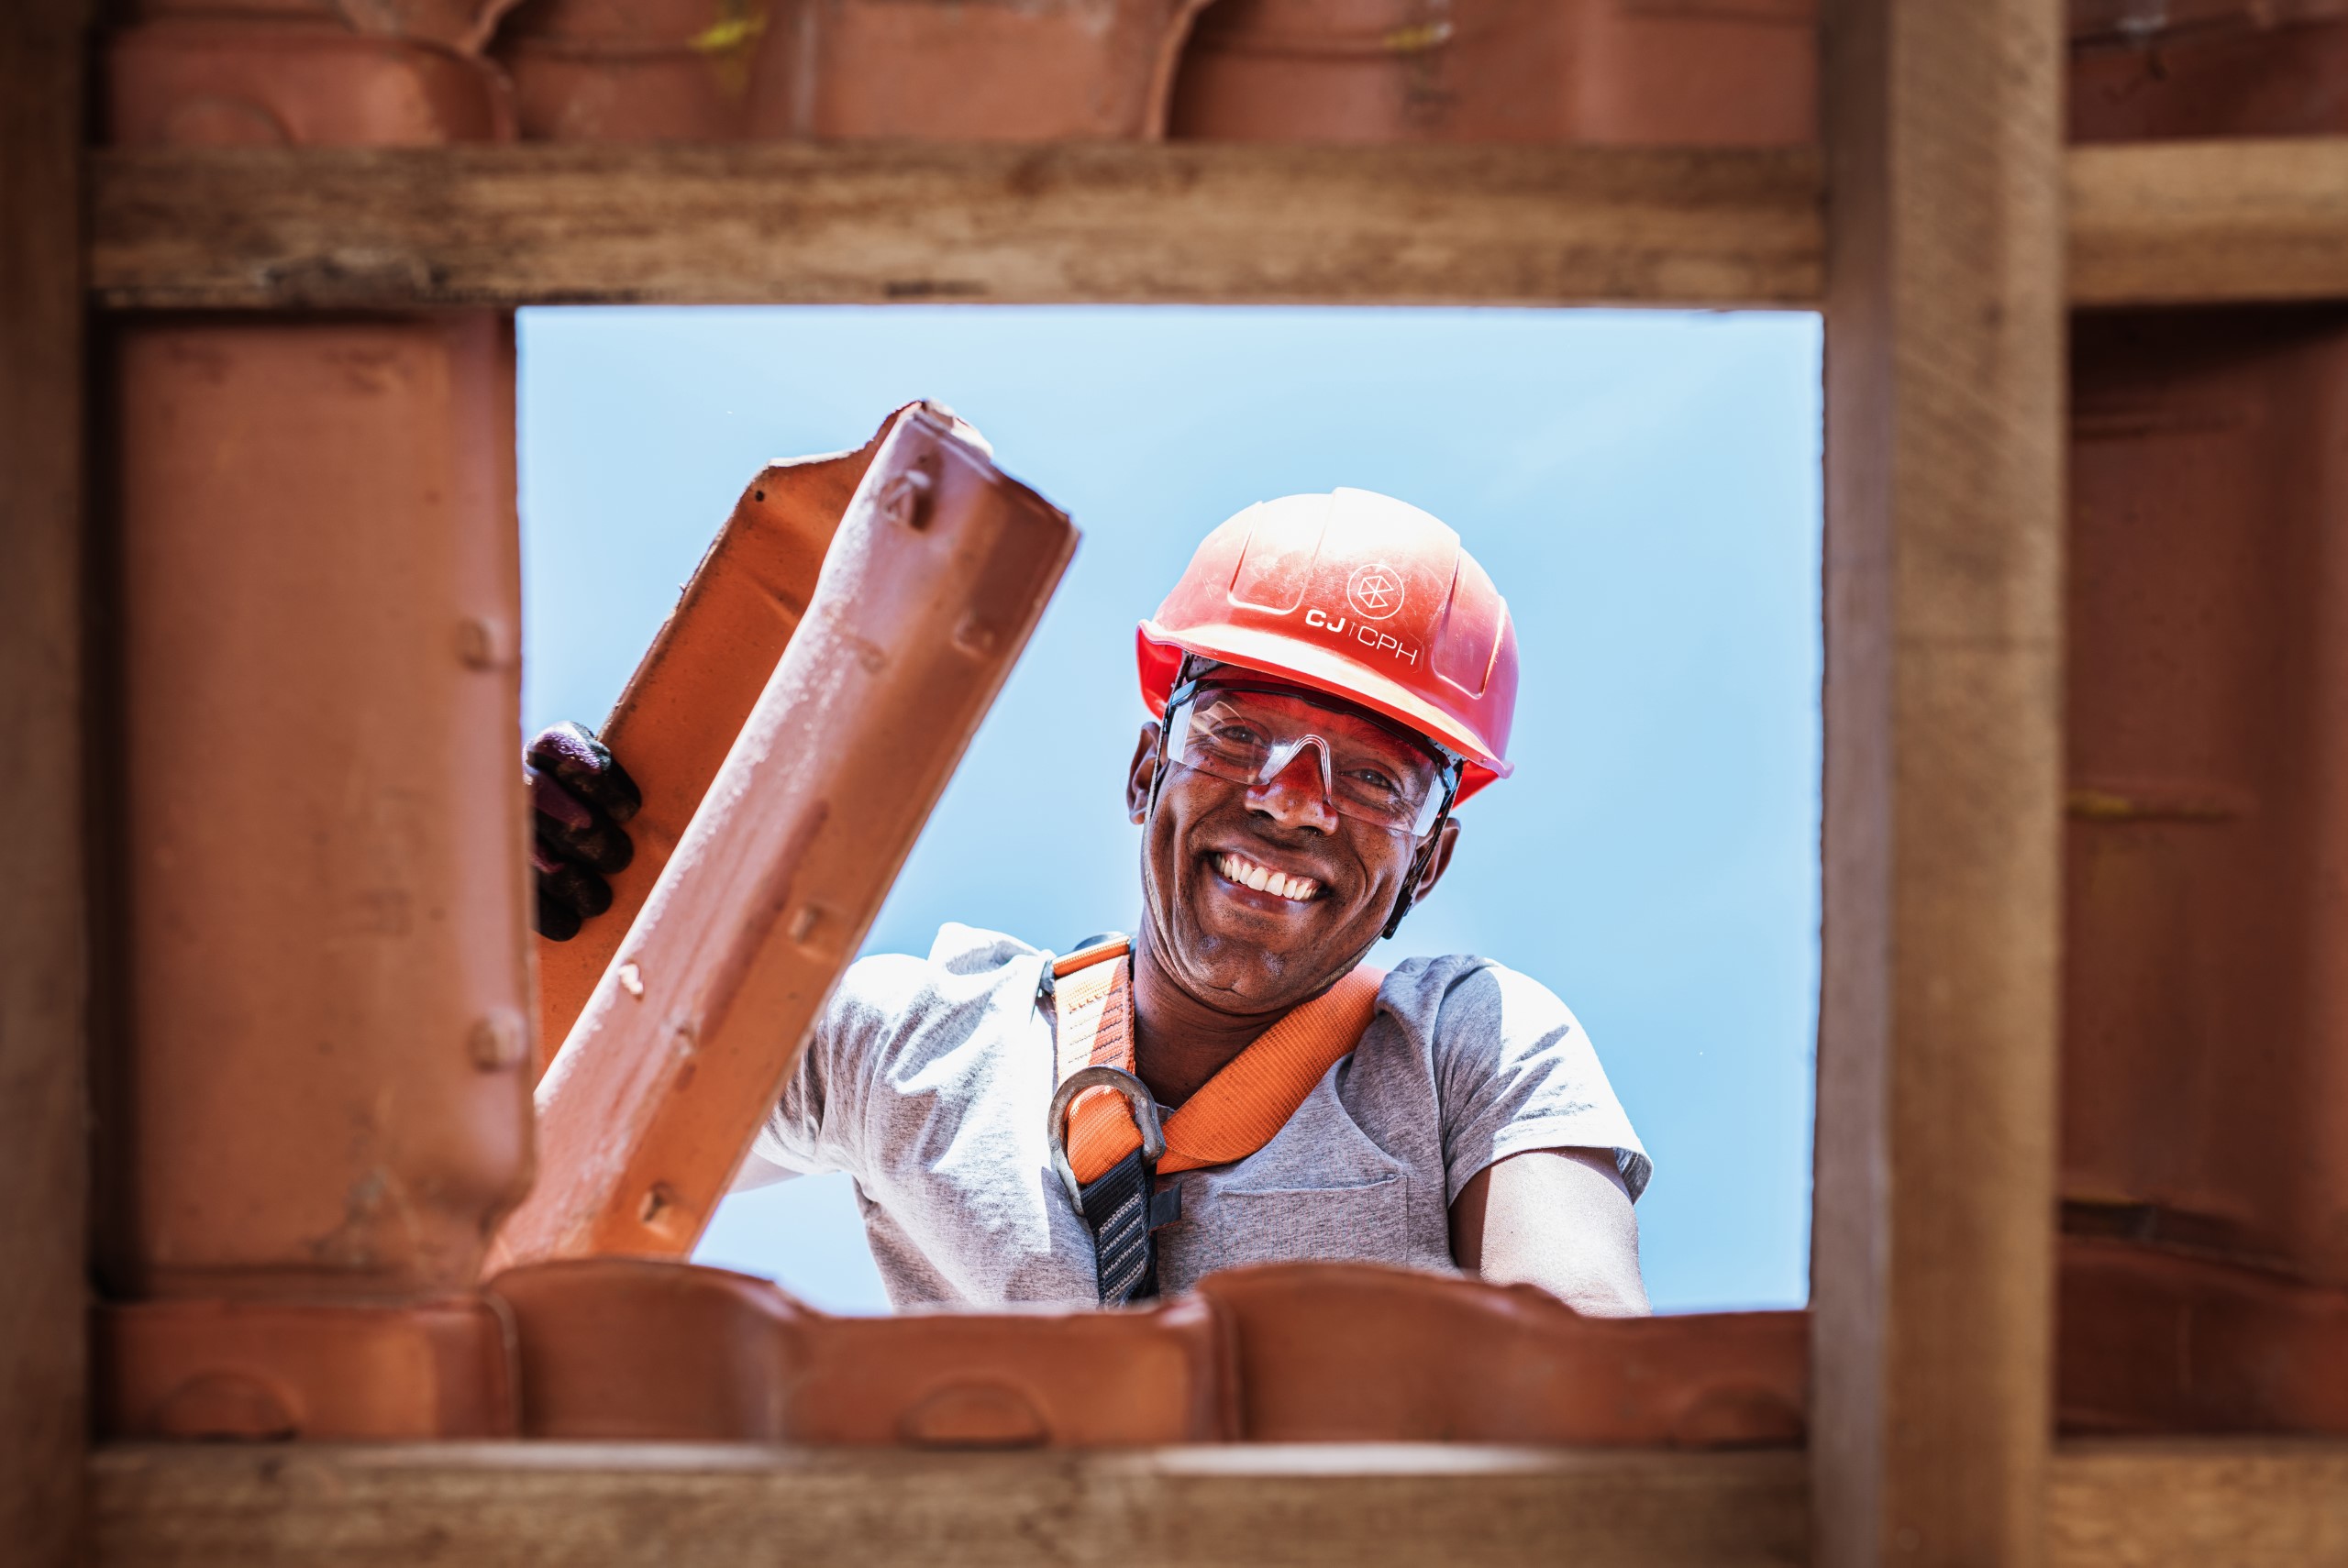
[519,304,1822,1313]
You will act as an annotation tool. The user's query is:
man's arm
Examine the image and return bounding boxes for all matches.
[1448,1147,1651,1317]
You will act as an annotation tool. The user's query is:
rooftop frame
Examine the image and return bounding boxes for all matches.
[13,2,2348,1565]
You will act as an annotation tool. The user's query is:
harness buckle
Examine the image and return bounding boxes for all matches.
[1047,1064,1164,1208]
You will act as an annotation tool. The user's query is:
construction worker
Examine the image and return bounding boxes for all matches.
[531,489,1650,1314]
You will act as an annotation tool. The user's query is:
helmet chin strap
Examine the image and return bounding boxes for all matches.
[1153,657,1456,944]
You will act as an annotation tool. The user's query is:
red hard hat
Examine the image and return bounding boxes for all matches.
[1137,489,1518,802]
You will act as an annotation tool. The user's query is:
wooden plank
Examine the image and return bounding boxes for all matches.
[1813,1,2065,1567]
[86,1439,2348,1568]
[87,138,2348,314]
[86,140,1824,311]
[2049,1441,2348,1568]
[88,1441,1810,1568]
[0,2,91,1566]
[2069,138,2348,308]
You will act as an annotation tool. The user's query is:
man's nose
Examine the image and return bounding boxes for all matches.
[1246,741,1340,832]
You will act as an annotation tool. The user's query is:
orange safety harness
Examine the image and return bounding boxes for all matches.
[1044,935,1384,1303]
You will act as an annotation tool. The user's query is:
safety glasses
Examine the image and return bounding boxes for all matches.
[1161,678,1461,838]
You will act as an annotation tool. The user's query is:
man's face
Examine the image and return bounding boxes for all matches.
[1125,677,1460,1016]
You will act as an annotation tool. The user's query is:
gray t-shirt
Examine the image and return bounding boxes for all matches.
[752,923,1650,1309]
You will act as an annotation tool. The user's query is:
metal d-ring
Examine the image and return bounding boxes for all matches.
[1047,1065,1165,1207]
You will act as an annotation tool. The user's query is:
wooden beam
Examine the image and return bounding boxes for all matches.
[86,140,1823,311]
[1813,4,2064,1568]
[0,2,92,1566]
[2068,138,2348,308]
[86,138,2348,314]
[89,1442,1810,1568]
[2049,1441,2348,1568]
[84,1438,2348,1567]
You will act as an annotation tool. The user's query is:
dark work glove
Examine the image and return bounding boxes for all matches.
[526,721,642,941]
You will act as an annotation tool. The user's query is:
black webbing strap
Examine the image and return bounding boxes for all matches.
[1078,1148,1158,1304]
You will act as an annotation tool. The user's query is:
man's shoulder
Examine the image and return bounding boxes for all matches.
[925,922,1050,976]
[837,922,1042,994]
[767,926,1050,1183]
[1374,953,1580,1044]
[1376,952,1547,1004]
[825,923,1047,1059]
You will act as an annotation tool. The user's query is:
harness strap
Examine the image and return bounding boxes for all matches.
[1047,937,1386,1303]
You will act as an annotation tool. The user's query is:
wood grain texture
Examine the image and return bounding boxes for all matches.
[88,1441,1811,1568]
[2069,138,2348,307]
[89,138,2348,313]
[2049,1441,2348,1568]
[84,1438,2348,1566]
[1814,2,2065,1568]
[85,140,1824,310]
[0,2,91,1565]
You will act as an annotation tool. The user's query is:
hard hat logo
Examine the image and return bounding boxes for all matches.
[1346,562,1406,622]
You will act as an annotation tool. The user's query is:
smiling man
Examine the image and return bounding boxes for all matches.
[534,489,1651,1313]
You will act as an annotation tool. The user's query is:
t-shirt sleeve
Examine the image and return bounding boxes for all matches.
[1423,958,1651,1204]
[752,952,926,1178]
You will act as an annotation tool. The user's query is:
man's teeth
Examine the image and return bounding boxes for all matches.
[1218,852,1319,902]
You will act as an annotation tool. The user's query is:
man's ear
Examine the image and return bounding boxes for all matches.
[1126,721,1163,824]
[1411,816,1463,906]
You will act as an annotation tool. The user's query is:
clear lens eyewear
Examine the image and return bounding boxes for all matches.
[1162,681,1459,837]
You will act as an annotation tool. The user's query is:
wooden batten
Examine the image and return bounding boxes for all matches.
[2050,1441,2348,1566]
[0,3,93,1566]
[1813,2,2066,1567]
[84,1440,2348,1568]
[85,140,1825,312]
[83,138,2348,315]
[89,1442,1814,1568]
[2068,138,2348,307]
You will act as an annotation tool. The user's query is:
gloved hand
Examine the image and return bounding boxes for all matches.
[527,721,642,941]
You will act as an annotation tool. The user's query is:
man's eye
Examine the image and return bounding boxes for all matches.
[1211,723,1267,747]
[1346,767,1403,797]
